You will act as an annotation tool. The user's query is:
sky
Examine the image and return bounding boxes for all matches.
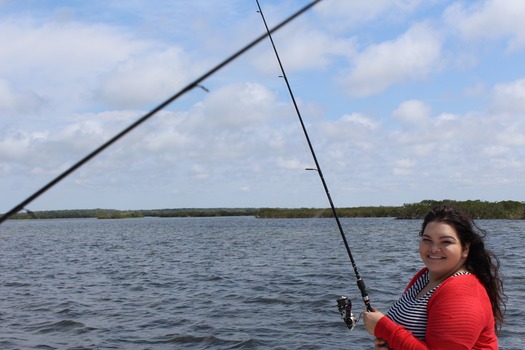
[1,0,525,212]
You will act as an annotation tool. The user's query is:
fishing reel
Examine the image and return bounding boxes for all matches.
[337,296,359,331]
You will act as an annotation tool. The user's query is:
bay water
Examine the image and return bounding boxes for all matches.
[0,217,523,349]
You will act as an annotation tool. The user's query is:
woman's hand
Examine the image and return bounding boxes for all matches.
[373,337,391,350]
[363,307,385,336]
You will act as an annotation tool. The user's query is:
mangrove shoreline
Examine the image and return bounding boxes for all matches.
[5,200,525,220]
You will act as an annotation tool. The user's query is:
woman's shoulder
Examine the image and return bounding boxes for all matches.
[428,272,494,327]
[441,272,482,290]
[431,272,489,305]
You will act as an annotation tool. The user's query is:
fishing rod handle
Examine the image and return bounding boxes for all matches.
[357,278,373,312]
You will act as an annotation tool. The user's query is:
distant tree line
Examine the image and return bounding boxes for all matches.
[256,200,525,219]
[5,200,525,220]
[395,199,525,220]
[255,206,399,218]
[8,208,259,220]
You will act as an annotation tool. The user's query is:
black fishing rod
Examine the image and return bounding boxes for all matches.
[255,0,372,328]
[0,0,322,225]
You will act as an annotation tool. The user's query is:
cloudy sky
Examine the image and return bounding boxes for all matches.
[1,0,525,212]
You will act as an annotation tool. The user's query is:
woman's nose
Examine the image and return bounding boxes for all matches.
[429,242,441,251]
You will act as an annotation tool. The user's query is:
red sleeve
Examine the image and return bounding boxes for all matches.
[374,274,495,350]
[375,316,427,349]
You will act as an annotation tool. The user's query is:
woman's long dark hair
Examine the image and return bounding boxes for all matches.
[419,205,506,333]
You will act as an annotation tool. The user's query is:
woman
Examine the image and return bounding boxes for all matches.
[363,205,505,349]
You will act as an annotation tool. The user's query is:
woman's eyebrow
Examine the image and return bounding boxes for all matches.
[421,233,458,241]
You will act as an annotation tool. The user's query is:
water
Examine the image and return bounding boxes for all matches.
[0,217,523,349]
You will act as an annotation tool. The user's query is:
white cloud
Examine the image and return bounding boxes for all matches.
[0,19,151,112]
[341,113,379,130]
[191,164,210,180]
[276,157,308,171]
[191,82,280,129]
[239,186,251,193]
[251,28,356,73]
[0,20,145,76]
[143,119,191,155]
[0,130,33,160]
[392,100,432,126]
[482,145,509,157]
[320,112,380,152]
[341,23,442,97]
[392,158,416,176]
[0,78,45,114]
[94,47,204,108]
[387,101,525,179]
[491,78,525,114]
[444,0,525,51]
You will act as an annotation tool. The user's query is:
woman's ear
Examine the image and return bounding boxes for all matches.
[462,242,470,258]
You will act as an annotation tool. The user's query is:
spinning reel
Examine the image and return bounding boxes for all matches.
[337,296,360,331]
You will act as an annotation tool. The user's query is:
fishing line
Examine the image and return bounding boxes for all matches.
[0,0,322,225]
[255,0,372,321]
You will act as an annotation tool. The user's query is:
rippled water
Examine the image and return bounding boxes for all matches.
[0,217,523,349]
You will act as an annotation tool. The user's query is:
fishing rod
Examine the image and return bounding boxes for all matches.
[0,0,322,225]
[255,0,372,329]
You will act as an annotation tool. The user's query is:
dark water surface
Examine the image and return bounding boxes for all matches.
[0,217,523,349]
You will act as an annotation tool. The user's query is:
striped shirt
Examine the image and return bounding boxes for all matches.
[386,270,471,340]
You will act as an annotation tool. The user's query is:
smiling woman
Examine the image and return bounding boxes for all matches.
[363,205,505,350]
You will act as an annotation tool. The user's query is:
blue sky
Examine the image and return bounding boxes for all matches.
[1,0,525,212]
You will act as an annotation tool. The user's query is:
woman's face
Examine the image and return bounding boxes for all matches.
[419,221,469,280]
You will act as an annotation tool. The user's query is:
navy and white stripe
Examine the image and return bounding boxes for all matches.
[386,270,471,340]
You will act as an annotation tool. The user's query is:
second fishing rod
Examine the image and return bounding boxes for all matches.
[254,0,372,329]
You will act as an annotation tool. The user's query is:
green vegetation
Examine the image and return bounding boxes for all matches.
[5,200,525,220]
[395,199,525,220]
[96,211,144,219]
[9,208,259,220]
[255,206,399,218]
[258,200,525,219]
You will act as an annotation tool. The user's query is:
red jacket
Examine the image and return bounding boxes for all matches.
[375,268,498,349]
